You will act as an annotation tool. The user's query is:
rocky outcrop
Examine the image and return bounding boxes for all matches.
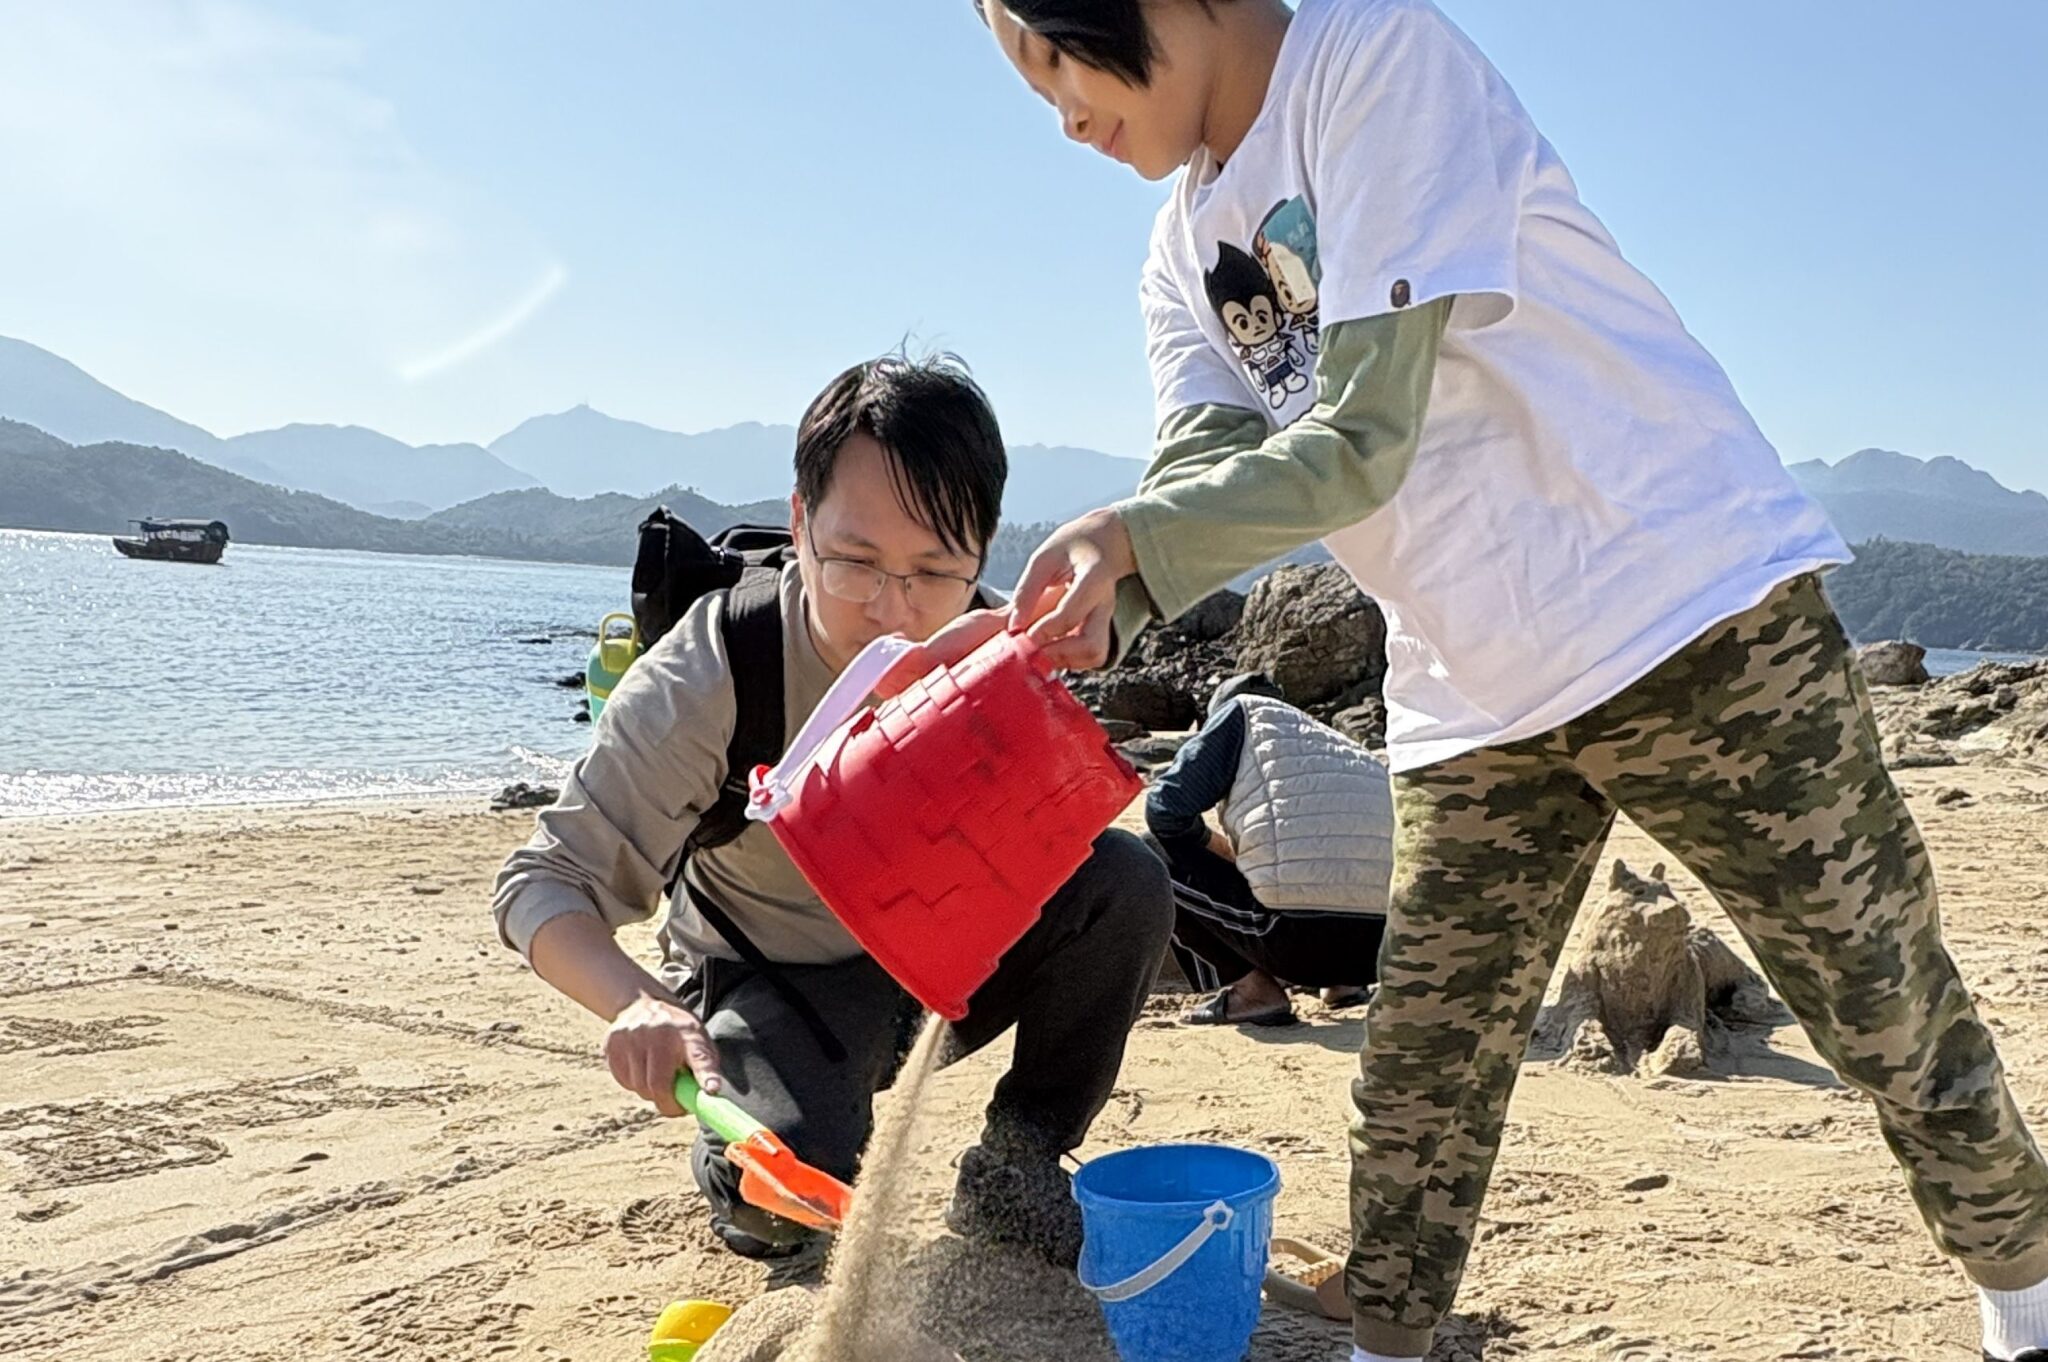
[491,782,559,812]
[1866,659,2048,763]
[1067,567,1390,748]
[1236,564,1388,707]
[1857,641,1929,687]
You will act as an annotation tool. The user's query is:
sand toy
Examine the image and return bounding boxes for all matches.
[648,1299,735,1361]
[674,1070,853,1232]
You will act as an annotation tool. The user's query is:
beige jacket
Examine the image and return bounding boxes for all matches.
[491,566,864,983]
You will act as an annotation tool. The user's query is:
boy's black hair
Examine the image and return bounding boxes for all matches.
[1203,242,1277,315]
[977,0,1225,87]
[793,352,1007,563]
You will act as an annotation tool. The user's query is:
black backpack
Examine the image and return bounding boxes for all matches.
[631,508,796,858]
[629,507,993,1059]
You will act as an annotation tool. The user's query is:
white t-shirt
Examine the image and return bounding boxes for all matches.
[1141,0,1852,774]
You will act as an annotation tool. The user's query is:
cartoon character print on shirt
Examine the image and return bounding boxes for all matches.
[1204,198,1323,410]
[1255,197,1321,358]
[1204,243,1308,411]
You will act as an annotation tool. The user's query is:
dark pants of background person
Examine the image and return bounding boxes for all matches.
[1143,831,1386,994]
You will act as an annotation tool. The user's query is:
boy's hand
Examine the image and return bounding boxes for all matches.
[603,993,723,1117]
[1008,508,1139,673]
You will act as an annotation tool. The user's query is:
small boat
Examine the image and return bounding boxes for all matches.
[112,518,230,564]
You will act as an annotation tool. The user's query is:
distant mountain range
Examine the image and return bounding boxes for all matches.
[1786,448,2048,557]
[0,419,1050,587]
[0,418,778,567]
[0,335,1146,524]
[12,330,2048,602]
[0,336,540,513]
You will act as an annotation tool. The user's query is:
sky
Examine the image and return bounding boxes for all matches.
[1,1,2043,491]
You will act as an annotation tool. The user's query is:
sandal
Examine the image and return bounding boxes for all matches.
[1181,990,1298,1028]
[1264,1237,1350,1321]
[1320,986,1372,1010]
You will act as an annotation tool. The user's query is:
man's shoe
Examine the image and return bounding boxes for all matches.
[710,1215,819,1263]
[946,1143,1084,1270]
[1985,1350,2048,1361]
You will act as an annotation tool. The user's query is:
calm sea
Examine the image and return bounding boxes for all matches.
[1,529,2034,817]
[1,530,621,816]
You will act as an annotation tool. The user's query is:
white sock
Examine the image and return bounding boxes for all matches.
[1352,1349,1425,1362]
[1982,1277,2048,1359]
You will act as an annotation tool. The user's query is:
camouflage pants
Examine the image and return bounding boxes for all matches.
[1348,573,2048,1357]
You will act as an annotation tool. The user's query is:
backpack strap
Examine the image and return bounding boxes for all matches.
[672,562,848,1064]
[688,564,785,855]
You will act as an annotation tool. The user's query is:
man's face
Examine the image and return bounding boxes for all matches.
[792,432,985,674]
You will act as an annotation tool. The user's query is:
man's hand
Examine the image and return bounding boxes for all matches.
[603,993,723,1117]
[1007,508,1139,673]
[1207,825,1238,864]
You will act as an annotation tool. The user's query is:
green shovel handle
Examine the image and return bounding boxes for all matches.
[673,1070,767,1146]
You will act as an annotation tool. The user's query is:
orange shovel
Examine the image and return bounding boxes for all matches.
[673,1070,853,1232]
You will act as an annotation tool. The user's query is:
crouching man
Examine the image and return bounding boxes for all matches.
[492,354,1172,1267]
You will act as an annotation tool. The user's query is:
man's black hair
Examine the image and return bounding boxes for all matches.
[978,0,1225,87]
[1203,241,1277,316]
[793,352,1007,563]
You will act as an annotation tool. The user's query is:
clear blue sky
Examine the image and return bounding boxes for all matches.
[2,1,2042,490]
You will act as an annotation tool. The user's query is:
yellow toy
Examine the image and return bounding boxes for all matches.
[586,612,643,722]
[648,1299,734,1361]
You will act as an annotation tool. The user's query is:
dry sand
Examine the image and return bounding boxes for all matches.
[4,768,2046,1361]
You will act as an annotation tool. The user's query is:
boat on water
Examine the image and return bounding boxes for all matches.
[112,518,231,564]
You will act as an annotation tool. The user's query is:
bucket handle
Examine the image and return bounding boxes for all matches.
[747,634,919,822]
[1079,1199,1234,1304]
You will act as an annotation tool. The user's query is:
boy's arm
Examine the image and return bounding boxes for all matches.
[1145,703,1250,854]
[1116,298,1451,625]
[1106,405,1269,661]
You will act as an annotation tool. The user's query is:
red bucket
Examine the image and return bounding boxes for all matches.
[747,630,1143,1020]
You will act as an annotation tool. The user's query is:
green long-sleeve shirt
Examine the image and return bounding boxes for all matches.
[1109,298,1452,656]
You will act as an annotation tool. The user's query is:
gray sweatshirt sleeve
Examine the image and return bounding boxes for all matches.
[1115,299,1452,624]
[490,592,735,960]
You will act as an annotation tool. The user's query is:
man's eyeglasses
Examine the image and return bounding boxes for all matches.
[804,523,980,613]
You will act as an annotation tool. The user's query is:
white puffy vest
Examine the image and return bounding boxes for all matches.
[1220,697,1394,916]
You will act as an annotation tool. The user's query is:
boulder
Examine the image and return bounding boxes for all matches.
[1332,697,1388,749]
[1236,564,1387,707]
[1079,675,1197,733]
[1175,589,1246,643]
[1857,641,1928,687]
[1064,588,1245,732]
[491,782,559,812]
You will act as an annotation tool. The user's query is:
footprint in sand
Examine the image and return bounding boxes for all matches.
[343,1261,526,1360]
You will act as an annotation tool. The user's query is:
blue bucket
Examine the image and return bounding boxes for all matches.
[1073,1144,1281,1362]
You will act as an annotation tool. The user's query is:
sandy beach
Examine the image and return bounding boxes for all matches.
[4,769,2046,1362]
